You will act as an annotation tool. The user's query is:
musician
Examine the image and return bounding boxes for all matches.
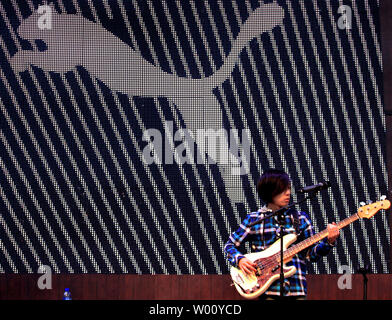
[224,169,339,299]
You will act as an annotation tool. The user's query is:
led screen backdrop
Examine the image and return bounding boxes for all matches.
[0,0,389,274]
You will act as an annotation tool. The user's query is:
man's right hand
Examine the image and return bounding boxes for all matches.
[238,257,257,275]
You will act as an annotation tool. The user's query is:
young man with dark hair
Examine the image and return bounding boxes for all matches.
[224,169,339,299]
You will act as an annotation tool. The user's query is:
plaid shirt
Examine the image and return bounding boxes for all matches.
[225,206,334,297]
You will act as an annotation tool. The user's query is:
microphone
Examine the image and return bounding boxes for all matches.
[298,181,331,194]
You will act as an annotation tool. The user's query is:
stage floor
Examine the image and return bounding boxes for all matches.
[0,274,390,300]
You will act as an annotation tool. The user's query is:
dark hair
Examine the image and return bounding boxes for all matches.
[257,169,291,204]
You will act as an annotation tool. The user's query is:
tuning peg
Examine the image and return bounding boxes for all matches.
[366,200,373,205]
[380,195,387,201]
[360,202,366,207]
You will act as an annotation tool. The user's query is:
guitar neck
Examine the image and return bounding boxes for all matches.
[283,213,360,261]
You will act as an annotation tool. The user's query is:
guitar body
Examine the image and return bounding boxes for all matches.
[230,233,297,299]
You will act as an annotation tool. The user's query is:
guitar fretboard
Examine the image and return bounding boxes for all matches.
[282,213,360,261]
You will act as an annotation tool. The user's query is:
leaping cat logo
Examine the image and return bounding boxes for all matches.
[10,3,284,203]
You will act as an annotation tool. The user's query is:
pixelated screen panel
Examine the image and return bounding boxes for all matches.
[0,0,389,274]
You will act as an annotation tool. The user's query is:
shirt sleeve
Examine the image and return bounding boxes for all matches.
[298,212,335,262]
[224,214,254,267]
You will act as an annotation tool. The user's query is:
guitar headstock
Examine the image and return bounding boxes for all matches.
[357,197,391,219]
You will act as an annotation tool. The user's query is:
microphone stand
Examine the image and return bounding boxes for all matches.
[247,190,320,299]
[358,265,370,300]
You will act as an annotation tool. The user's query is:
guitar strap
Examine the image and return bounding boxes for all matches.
[291,210,300,235]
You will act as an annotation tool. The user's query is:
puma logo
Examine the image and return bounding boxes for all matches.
[10,3,284,203]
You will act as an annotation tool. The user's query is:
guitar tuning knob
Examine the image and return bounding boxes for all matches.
[380,195,387,201]
[360,202,366,207]
[366,200,373,205]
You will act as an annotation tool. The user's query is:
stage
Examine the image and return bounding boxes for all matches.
[1,274,391,300]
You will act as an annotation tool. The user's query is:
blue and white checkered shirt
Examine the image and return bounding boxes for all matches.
[224,206,334,297]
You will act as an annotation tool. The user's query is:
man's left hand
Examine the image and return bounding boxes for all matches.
[327,222,339,245]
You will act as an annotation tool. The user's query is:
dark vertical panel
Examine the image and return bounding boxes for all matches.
[379,0,392,272]
[177,274,189,300]
[102,275,119,299]
[85,274,98,300]
[0,275,7,299]
[6,274,21,299]
[71,273,85,300]
[380,0,392,116]
[95,275,107,299]
[155,275,172,299]
[386,116,392,272]
[188,275,202,300]
[118,275,133,300]
[22,274,37,300]
[171,275,182,300]
[199,275,212,300]
[53,274,66,301]
[134,275,155,300]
